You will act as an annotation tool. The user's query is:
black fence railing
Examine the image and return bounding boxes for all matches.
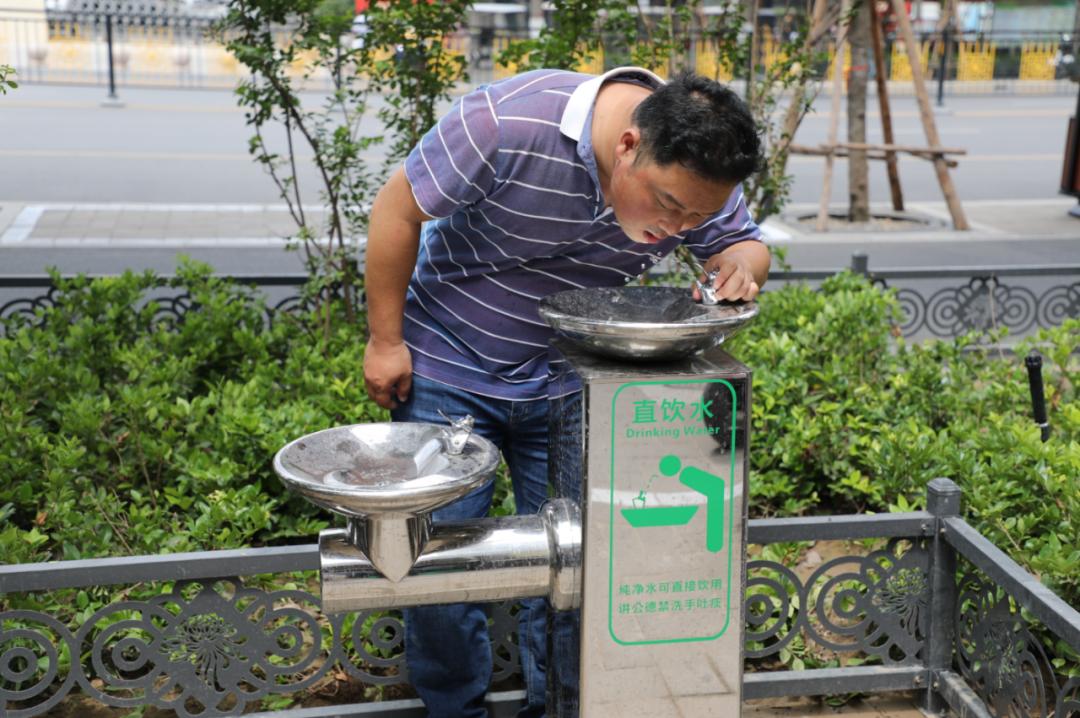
[769,254,1080,342]
[1,479,1078,716]
[3,255,1076,343]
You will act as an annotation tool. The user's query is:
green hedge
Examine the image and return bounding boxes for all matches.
[726,273,1079,610]
[0,263,386,569]
[1,265,1076,617]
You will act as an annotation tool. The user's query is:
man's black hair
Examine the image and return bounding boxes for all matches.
[632,71,763,184]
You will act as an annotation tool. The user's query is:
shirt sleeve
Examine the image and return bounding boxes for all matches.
[681,186,762,260]
[404,85,500,219]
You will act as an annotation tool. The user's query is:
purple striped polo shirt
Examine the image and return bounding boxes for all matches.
[402,67,761,401]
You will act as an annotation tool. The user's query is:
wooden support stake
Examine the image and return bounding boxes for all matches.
[869,0,904,211]
[790,143,960,167]
[889,0,969,229]
[747,0,760,106]
[816,0,850,232]
[836,141,966,154]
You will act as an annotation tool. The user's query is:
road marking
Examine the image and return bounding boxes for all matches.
[17,237,296,247]
[954,108,1072,118]
[803,107,1071,120]
[961,153,1059,162]
[951,197,1080,207]
[0,206,43,243]
[13,237,370,249]
[0,148,265,161]
[14,202,327,212]
[866,127,983,135]
[789,152,1058,164]
[3,99,245,113]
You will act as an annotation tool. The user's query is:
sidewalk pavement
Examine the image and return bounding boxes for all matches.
[768,198,1080,243]
[1,197,1078,274]
[0,202,327,247]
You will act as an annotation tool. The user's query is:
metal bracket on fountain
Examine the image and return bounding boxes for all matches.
[274,418,581,613]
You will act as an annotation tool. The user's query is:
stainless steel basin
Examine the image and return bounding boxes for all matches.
[274,423,499,518]
[274,422,501,582]
[273,421,582,599]
[539,286,759,360]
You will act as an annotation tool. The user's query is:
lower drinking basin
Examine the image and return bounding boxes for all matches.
[273,422,500,518]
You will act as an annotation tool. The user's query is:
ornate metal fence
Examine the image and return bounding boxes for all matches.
[2,479,1078,716]
[3,256,1077,342]
[0,274,312,335]
[768,254,1080,343]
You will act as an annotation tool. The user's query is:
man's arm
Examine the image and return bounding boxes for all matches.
[697,240,771,302]
[363,165,433,410]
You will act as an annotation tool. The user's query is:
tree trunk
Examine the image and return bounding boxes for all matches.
[847,0,872,222]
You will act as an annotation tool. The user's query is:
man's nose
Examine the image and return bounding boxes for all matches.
[678,217,699,233]
[657,211,682,236]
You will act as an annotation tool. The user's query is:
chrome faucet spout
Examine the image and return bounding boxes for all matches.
[438,411,475,455]
[674,246,720,305]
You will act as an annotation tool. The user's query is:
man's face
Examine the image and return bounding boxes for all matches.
[607,129,737,244]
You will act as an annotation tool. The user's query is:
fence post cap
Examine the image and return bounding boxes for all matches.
[927,477,962,515]
[850,252,870,275]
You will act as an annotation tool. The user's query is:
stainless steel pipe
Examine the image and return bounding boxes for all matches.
[320,499,581,613]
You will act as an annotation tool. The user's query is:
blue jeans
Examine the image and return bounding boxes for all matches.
[392,374,580,718]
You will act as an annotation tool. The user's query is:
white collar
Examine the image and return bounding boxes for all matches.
[559,66,666,142]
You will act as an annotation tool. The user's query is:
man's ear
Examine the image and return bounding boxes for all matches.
[614,127,641,163]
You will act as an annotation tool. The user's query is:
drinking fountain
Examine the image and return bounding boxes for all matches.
[274,285,759,716]
[273,421,581,612]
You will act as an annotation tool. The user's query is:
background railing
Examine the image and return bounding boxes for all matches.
[2,479,1078,716]
[0,6,246,90]
[0,273,311,334]
[768,253,1080,343]
[3,254,1077,343]
[1,5,1076,94]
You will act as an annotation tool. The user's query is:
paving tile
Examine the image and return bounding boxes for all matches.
[33,210,72,227]
[43,228,89,239]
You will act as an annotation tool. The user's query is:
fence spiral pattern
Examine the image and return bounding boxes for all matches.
[0,576,525,717]
[954,568,1076,718]
[746,539,928,664]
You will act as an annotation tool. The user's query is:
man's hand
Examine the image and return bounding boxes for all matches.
[691,241,770,302]
[691,253,759,302]
[364,339,413,410]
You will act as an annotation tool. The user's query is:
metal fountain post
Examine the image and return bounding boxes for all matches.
[548,341,752,716]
